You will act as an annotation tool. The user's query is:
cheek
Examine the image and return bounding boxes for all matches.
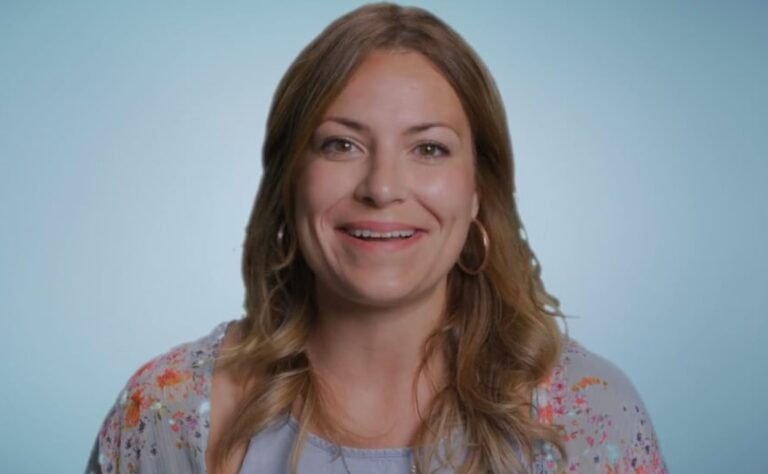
[415,165,477,218]
[294,161,359,266]
[295,163,348,218]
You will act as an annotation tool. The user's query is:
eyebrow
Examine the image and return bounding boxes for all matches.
[321,116,461,139]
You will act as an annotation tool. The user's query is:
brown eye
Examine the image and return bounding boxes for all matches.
[416,142,449,159]
[321,138,358,154]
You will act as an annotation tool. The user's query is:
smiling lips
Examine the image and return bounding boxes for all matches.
[337,221,425,246]
[346,228,416,239]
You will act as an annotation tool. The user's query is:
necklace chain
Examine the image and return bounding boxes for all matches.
[336,444,416,474]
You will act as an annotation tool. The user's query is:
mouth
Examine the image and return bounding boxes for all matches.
[342,228,418,241]
[335,221,426,246]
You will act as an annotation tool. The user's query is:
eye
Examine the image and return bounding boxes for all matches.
[416,141,450,159]
[320,138,360,155]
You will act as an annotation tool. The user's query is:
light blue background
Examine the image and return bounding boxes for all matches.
[1,1,766,473]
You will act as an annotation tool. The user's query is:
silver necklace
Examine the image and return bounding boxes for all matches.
[335,444,417,474]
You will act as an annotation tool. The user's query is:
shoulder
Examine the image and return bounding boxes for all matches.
[533,337,668,474]
[86,320,233,474]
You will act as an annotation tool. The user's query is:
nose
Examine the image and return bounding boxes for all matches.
[353,148,407,207]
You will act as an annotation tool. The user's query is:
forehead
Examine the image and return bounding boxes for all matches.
[319,50,470,138]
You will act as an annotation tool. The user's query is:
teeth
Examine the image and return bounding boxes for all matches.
[346,228,416,239]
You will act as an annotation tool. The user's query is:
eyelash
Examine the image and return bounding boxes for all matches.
[320,138,358,155]
[320,138,450,159]
[416,142,450,158]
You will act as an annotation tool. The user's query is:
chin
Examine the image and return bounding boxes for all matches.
[342,284,417,308]
[335,272,445,311]
[314,267,446,310]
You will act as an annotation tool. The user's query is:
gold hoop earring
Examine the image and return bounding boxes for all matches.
[275,222,293,268]
[458,219,490,276]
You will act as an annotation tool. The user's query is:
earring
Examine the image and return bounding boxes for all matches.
[458,219,490,276]
[274,222,293,268]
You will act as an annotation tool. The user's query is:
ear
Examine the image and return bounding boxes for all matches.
[471,190,479,220]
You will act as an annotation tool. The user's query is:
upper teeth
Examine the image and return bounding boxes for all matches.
[347,229,416,239]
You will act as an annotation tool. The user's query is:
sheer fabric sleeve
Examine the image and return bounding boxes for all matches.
[534,339,669,473]
[84,350,201,474]
[85,321,229,474]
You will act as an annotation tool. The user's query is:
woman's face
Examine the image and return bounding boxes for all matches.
[294,50,478,310]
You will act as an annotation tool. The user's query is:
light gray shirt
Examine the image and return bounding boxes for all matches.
[239,411,464,474]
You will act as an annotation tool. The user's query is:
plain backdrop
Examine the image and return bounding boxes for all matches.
[1,1,766,473]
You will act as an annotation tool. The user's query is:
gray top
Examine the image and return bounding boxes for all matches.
[239,412,464,474]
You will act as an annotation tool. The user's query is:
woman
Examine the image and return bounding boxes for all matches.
[86,3,667,473]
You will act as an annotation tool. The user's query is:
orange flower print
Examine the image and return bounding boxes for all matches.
[125,388,144,428]
[538,404,555,424]
[156,369,191,389]
[571,376,608,392]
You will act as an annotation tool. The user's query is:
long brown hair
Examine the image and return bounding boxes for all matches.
[213,2,568,472]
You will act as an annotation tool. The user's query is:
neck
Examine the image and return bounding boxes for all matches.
[308,278,448,384]
[301,278,450,446]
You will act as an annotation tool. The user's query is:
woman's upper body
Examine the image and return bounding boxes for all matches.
[85,318,667,473]
[86,5,669,473]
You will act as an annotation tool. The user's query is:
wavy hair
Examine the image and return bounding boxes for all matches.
[212,2,568,473]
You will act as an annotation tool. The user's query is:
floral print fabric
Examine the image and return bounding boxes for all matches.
[85,321,228,474]
[86,320,667,473]
[531,340,667,473]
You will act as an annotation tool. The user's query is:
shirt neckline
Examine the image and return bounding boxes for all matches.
[285,411,417,458]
